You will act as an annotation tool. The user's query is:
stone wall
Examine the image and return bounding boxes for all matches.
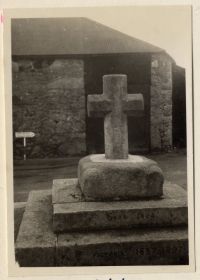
[12,58,86,159]
[150,53,173,151]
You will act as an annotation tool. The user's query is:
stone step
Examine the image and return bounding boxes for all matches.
[14,202,26,242]
[15,190,56,267]
[52,179,187,233]
[15,190,189,266]
[57,227,188,266]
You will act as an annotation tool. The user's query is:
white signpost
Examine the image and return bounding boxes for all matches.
[15,132,35,160]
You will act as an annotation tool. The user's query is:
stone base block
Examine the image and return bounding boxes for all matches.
[78,154,164,201]
[15,189,188,266]
[52,179,187,233]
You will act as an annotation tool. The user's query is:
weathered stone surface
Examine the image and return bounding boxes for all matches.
[78,154,164,201]
[151,53,172,151]
[12,61,19,72]
[53,180,187,233]
[164,182,187,199]
[87,75,144,159]
[52,178,83,204]
[14,202,26,242]
[15,190,56,267]
[15,189,188,266]
[12,59,86,159]
[56,227,188,266]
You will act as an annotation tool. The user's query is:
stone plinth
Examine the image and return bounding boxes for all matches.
[52,178,83,203]
[15,190,56,267]
[78,154,164,201]
[52,179,187,233]
[57,228,188,266]
[14,202,26,242]
[15,189,188,267]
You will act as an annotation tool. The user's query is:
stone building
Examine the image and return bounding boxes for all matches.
[11,17,185,159]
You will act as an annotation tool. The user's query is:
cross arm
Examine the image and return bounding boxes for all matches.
[87,94,112,117]
[123,93,144,117]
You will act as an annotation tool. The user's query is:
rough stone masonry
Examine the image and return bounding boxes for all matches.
[12,59,86,158]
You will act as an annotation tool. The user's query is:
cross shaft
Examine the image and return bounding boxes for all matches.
[87,74,144,159]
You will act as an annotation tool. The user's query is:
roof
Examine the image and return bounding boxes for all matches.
[12,17,164,56]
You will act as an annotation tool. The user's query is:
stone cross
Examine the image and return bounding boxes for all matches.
[87,74,144,159]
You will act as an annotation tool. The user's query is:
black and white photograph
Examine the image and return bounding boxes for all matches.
[2,4,195,274]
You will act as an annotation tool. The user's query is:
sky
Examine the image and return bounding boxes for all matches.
[90,6,192,68]
[50,5,192,68]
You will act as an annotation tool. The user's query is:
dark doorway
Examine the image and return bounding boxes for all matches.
[172,65,186,148]
[84,54,151,154]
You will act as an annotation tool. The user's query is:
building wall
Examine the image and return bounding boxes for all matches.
[150,53,173,151]
[12,53,174,159]
[12,58,86,158]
